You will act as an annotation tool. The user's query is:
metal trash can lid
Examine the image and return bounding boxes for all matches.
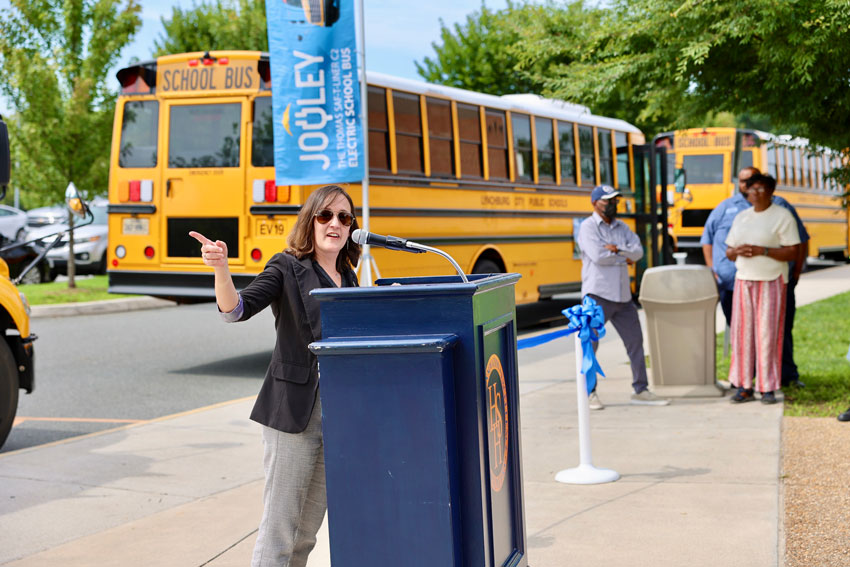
[638,265,719,303]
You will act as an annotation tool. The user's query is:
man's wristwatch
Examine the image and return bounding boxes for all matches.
[763,247,769,256]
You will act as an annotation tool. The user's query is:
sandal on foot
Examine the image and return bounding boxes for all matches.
[731,388,755,403]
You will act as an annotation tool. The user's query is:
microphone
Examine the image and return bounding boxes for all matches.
[350,229,426,254]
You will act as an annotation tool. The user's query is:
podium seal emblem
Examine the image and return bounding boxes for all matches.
[485,354,509,492]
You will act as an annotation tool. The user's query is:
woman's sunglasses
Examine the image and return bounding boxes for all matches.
[314,209,355,227]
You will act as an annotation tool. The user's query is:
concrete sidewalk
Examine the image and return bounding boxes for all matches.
[2,264,849,567]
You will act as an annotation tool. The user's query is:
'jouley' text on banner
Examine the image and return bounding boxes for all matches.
[266,0,364,186]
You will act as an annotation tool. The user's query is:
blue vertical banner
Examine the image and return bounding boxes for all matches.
[266,0,364,185]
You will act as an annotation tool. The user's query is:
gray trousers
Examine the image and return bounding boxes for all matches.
[252,397,326,567]
[588,294,649,394]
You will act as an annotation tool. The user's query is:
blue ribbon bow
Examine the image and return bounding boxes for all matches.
[562,296,607,394]
[516,296,607,394]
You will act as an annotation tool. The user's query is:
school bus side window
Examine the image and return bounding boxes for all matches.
[512,113,532,182]
[800,149,810,187]
[615,132,630,191]
[577,125,595,185]
[597,128,613,186]
[457,103,482,178]
[811,154,821,189]
[827,158,837,191]
[821,157,829,190]
[558,121,576,186]
[120,100,159,168]
[168,103,241,168]
[251,97,274,167]
[427,97,454,177]
[767,145,777,181]
[368,86,390,171]
[790,148,800,185]
[535,117,555,183]
[393,91,423,174]
[485,109,508,180]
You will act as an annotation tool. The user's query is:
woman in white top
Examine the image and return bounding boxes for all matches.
[725,173,801,404]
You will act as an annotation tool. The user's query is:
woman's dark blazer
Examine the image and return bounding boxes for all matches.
[236,252,332,434]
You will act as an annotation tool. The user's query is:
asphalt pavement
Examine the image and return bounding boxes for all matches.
[3,264,850,567]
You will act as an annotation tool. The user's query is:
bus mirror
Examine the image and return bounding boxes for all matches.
[64,181,90,219]
[674,168,687,193]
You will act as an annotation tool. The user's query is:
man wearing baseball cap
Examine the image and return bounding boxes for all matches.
[576,185,669,409]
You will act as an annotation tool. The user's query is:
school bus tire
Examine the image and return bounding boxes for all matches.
[0,338,19,450]
[472,257,503,275]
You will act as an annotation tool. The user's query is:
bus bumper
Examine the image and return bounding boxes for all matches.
[108,270,257,300]
[11,334,36,394]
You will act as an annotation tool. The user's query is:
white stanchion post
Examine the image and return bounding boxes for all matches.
[555,333,619,485]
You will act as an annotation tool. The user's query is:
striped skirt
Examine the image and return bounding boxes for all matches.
[728,277,786,393]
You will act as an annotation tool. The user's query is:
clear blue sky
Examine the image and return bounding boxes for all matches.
[0,0,509,115]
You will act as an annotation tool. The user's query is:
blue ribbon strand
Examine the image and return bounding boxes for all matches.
[516,296,607,394]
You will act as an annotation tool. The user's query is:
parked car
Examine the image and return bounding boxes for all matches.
[26,199,108,277]
[0,204,27,242]
[25,204,67,228]
[0,239,52,284]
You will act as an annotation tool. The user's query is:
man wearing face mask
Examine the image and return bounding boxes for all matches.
[576,185,670,410]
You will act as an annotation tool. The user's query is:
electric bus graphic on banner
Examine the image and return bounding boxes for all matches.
[266,0,363,186]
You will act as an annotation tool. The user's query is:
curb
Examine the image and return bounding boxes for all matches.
[30,296,177,318]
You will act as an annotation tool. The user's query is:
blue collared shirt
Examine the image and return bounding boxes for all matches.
[577,212,644,303]
[700,192,809,290]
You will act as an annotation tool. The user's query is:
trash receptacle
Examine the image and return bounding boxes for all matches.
[638,265,722,397]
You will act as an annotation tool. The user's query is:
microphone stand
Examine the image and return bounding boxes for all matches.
[405,242,469,283]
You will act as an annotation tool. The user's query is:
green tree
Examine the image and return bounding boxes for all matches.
[516,0,850,186]
[416,2,554,95]
[0,0,141,286]
[0,0,141,209]
[153,0,268,57]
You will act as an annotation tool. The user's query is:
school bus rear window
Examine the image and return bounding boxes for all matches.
[168,103,241,168]
[252,97,274,167]
[120,100,159,168]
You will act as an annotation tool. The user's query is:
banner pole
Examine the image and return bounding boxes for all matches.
[355,0,374,286]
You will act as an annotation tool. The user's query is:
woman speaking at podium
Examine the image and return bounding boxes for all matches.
[190,184,361,567]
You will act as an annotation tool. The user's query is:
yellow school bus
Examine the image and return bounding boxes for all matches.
[656,127,848,260]
[107,51,651,305]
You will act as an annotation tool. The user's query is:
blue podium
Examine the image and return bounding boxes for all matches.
[309,273,528,567]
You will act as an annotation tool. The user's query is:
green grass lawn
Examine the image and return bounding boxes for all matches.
[18,275,134,305]
[716,290,850,417]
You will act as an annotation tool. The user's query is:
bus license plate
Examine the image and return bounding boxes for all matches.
[256,219,287,237]
[123,218,149,235]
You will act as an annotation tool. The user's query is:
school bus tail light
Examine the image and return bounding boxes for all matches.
[251,248,262,262]
[253,179,289,203]
[121,179,153,202]
[265,180,277,202]
[144,246,155,259]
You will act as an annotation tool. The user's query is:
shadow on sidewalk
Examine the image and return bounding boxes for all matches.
[170,350,271,379]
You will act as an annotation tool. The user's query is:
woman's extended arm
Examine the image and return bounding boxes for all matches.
[189,231,239,312]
